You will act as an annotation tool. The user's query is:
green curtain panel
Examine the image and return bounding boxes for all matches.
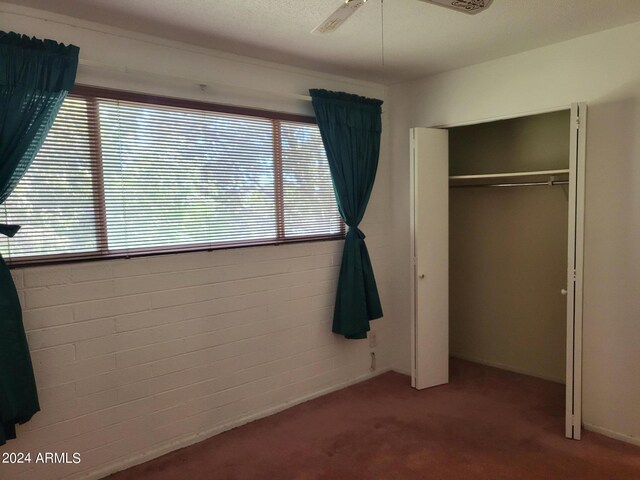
[0,31,79,445]
[309,89,383,339]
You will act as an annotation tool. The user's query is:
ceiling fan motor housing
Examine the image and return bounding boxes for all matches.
[418,0,494,15]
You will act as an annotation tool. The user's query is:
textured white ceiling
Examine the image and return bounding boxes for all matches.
[8,0,640,83]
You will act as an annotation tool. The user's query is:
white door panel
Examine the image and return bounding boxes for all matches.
[566,103,586,439]
[411,127,449,390]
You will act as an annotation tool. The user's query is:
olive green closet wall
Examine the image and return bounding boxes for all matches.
[449,110,569,383]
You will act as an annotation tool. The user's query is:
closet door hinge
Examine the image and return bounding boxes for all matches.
[575,116,580,127]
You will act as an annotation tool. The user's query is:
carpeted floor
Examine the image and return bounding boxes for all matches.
[108,360,640,479]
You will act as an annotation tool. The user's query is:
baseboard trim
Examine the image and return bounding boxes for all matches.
[583,422,640,447]
[451,354,565,385]
[392,366,411,376]
[74,367,391,480]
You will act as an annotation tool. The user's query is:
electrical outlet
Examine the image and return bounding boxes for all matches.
[368,330,377,348]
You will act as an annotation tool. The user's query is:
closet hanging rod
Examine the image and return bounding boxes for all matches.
[450,180,569,189]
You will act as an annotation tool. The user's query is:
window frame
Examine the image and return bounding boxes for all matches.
[6,85,345,268]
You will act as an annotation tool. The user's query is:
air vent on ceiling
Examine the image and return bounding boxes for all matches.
[418,0,494,15]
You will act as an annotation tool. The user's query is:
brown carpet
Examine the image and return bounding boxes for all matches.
[108,360,640,479]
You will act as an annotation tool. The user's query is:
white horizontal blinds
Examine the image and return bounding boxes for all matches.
[0,96,99,259]
[280,121,342,237]
[98,99,276,252]
[1,87,344,265]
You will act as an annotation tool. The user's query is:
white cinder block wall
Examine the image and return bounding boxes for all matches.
[0,5,393,480]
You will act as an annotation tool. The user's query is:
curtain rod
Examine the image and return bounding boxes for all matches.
[78,59,313,102]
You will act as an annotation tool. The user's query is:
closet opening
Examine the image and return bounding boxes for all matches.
[410,105,586,440]
[449,110,569,388]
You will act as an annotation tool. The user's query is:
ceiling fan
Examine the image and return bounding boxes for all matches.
[312,0,494,34]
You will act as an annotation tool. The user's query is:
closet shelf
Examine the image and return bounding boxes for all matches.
[449,169,569,180]
[449,169,570,189]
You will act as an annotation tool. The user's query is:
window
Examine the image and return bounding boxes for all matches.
[0,87,343,265]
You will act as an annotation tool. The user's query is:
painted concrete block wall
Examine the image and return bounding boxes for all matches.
[389,21,640,445]
[0,4,392,479]
[5,239,391,480]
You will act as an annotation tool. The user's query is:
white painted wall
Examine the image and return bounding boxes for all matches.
[0,4,392,479]
[389,21,640,445]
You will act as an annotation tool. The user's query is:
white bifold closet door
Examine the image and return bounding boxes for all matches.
[410,103,586,440]
[410,127,449,391]
[565,103,586,440]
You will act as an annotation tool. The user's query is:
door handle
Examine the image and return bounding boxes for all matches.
[418,274,425,279]
[561,288,568,296]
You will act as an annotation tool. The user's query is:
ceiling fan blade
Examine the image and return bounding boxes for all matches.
[418,0,494,15]
[312,0,368,34]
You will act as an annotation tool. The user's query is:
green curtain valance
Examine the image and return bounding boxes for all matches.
[0,31,79,446]
[310,88,383,339]
[0,31,79,208]
[0,31,79,91]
